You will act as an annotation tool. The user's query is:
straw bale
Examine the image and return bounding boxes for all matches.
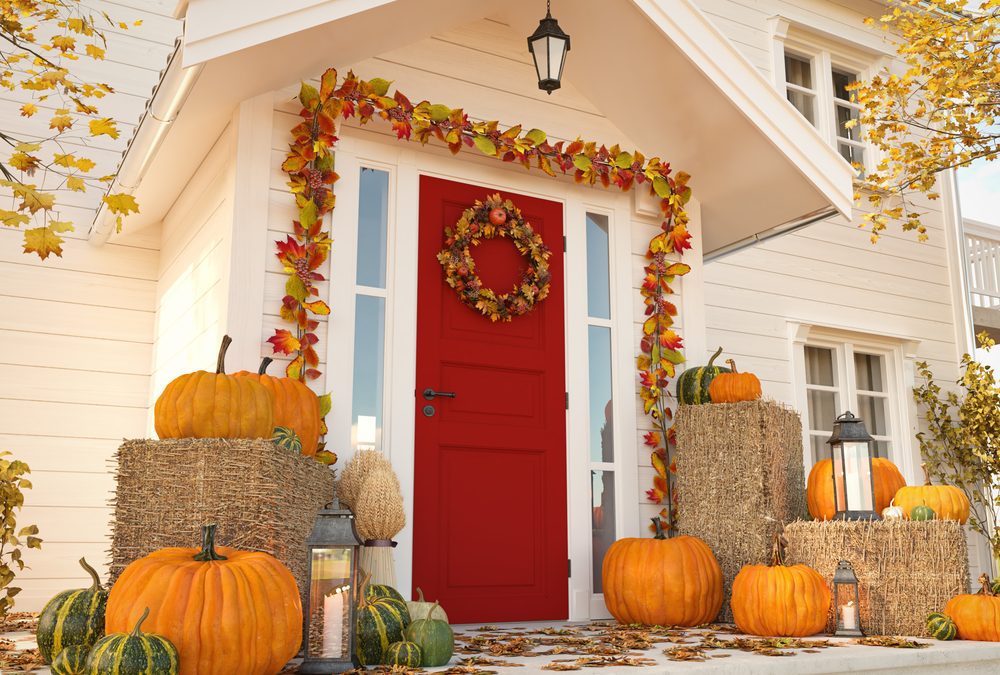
[675,400,808,622]
[338,449,391,509]
[110,438,336,595]
[785,519,969,636]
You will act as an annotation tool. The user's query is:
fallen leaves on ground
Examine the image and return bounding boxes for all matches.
[854,636,929,649]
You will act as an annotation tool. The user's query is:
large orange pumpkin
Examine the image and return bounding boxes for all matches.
[234,357,321,456]
[893,463,970,524]
[707,359,761,403]
[105,524,302,675]
[731,537,830,637]
[807,457,906,520]
[602,519,723,626]
[154,335,274,439]
[944,574,1000,641]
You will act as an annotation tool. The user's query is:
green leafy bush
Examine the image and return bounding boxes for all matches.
[0,451,41,617]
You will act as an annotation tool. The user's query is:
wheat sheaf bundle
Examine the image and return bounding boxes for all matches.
[356,466,406,587]
[337,449,391,509]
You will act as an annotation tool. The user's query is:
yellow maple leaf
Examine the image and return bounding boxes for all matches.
[0,210,29,227]
[88,118,119,139]
[51,35,76,52]
[20,103,37,117]
[85,44,104,59]
[66,176,85,192]
[103,193,139,232]
[53,153,75,168]
[74,157,96,172]
[13,185,55,213]
[22,226,66,259]
[49,114,73,131]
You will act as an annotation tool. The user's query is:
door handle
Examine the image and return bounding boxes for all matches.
[422,388,457,400]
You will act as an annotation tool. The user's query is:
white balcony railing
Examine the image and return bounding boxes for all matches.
[967,222,1000,309]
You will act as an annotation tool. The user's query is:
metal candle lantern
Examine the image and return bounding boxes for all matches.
[527,0,571,94]
[826,411,879,520]
[833,560,863,637]
[299,498,363,674]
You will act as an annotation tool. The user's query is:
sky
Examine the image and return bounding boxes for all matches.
[959,159,999,226]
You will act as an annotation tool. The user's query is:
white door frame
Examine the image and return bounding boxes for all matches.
[325,125,641,620]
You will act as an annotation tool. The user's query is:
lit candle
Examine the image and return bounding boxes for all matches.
[322,588,344,657]
[841,600,858,631]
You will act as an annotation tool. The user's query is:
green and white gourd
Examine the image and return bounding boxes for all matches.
[927,612,957,641]
[356,587,410,666]
[384,640,422,667]
[271,426,302,454]
[407,587,449,622]
[37,558,108,663]
[50,645,90,675]
[84,607,179,675]
[675,347,731,405]
[404,601,454,667]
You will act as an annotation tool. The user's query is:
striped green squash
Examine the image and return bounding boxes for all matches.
[50,645,90,675]
[84,607,179,675]
[37,558,108,663]
[355,587,410,666]
[384,640,422,667]
[927,612,957,641]
[366,583,407,606]
[675,347,731,405]
[271,426,302,454]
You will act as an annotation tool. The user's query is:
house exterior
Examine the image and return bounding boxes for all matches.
[0,0,988,621]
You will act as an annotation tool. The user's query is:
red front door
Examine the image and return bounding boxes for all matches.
[412,175,568,624]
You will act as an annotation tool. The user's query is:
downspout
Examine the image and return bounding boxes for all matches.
[703,205,839,262]
[88,37,204,244]
[940,167,976,355]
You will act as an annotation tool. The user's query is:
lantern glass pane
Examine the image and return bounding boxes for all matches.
[549,35,566,81]
[835,583,859,631]
[531,35,550,81]
[832,442,846,511]
[307,547,353,659]
[843,440,874,510]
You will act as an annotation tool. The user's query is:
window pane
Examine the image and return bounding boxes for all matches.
[588,325,613,463]
[351,295,385,451]
[357,168,389,288]
[835,104,862,142]
[810,434,828,465]
[591,470,616,593]
[858,394,889,436]
[838,142,865,167]
[855,353,885,392]
[874,440,890,459]
[832,69,857,102]
[805,346,835,386]
[785,54,813,88]
[808,389,839,433]
[586,213,611,320]
[786,89,816,125]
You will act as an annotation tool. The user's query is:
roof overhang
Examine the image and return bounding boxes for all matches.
[131,0,853,255]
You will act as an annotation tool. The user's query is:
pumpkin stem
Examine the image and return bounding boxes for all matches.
[979,573,995,596]
[706,346,724,368]
[416,587,426,603]
[77,557,102,590]
[193,524,228,562]
[770,533,786,567]
[725,358,739,374]
[921,462,932,486]
[651,517,667,540]
[216,335,233,374]
[357,569,372,609]
[130,607,151,637]
[258,357,273,376]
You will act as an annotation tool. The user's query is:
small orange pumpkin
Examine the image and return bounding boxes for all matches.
[234,357,322,456]
[944,574,1000,641]
[731,535,830,637]
[893,463,970,524]
[602,519,723,627]
[708,359,762,403]
[807,457,907,521]
[154,335,274,439]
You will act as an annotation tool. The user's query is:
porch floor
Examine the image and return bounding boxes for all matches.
[4,620,1000,673]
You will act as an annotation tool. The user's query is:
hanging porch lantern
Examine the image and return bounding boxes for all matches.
[527,0,571,94]
[826,411,879,520]
[299,497,363,674]
[833,560,864,637]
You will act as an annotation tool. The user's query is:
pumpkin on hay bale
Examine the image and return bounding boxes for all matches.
[675,346,731,405]
[807,457,906,521]
[894,463,970,524]
[235,356,322,456]
[707,358,762,403]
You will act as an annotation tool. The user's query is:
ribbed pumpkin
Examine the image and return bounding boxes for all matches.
[356,575,410,666]
[944,574,1000,641]
[154,336,274,439]
[731,536,830,637]
[707,359,762,403]
[384,641,422,667]
[927,612,957,640]
[37,557,107,663]
[403,602,453,667]
[85,608,179,675]
[105,524,301,675]
[271,426,302,454]
[602,519,723,627]
[233,357,321,456]
[367,583,408,607]
[894,464,970,524]
[807,457,907,520]
[676,347,731,405]
[50,645,89,675]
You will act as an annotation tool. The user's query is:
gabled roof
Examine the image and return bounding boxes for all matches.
[126,0,853,254]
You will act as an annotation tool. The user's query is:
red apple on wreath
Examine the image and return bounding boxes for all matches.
[489,207,507,225]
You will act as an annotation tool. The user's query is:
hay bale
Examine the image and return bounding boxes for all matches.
[785,519,969,636]
[675,400,807,621]
[110,438,336,595]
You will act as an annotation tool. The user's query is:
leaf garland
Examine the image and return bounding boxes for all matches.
[278,69,693,502]
[438,194,551,322]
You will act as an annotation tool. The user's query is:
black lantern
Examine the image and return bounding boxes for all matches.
[527,0,570,94]
[300,497,363,674]
[833,560,863,637]
[826,411,879,520]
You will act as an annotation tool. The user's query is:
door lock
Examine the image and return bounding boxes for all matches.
[422,388,457,400]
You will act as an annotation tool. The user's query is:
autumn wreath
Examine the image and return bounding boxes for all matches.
[437,194,552,322]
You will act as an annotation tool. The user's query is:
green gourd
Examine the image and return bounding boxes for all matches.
[407,587,449,622]
[366,583,408,607]
[404,602,454,667]
[676,347,731,405]
[84,607,179,674]
[911,504,936,521]
[383,640,422,667]
[50,645,89,675]
[356,580,409,666]
[927,612,957,640]
[37,558,108,663]
[271,426,302,454]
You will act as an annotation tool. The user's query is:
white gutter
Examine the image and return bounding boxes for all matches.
[88,37,204,245]
[703,206,840,262]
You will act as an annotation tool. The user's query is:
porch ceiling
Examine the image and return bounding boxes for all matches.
[135,0,853,255]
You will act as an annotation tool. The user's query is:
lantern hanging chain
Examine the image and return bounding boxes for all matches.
[546,0,551,18]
